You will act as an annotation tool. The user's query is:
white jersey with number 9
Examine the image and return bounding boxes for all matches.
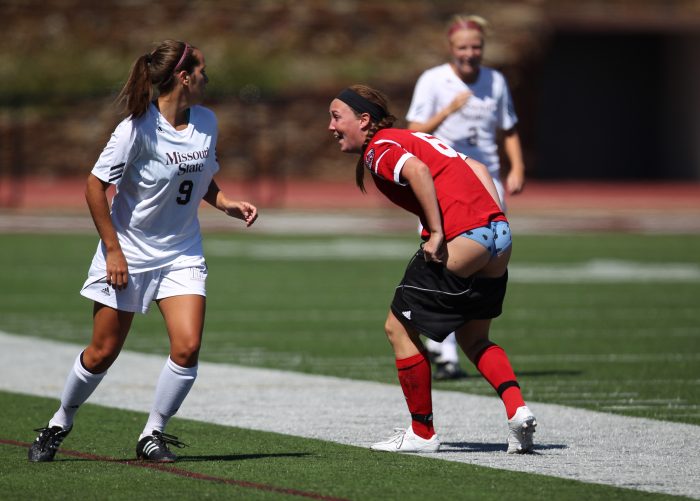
[89,103,220,273]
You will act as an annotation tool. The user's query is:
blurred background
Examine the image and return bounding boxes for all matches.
[1,0,700,209]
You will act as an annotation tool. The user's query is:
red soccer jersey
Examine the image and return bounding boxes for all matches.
[364,128,506,240]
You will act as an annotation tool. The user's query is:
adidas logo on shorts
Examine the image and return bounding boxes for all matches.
[402,310,412,320]
[101,286,110,296]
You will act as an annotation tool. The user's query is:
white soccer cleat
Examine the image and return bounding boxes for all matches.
[370,426,440,453]
[507,405,537,454]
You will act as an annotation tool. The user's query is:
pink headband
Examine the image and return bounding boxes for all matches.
[447,20,483,38]
[174,42,190,71]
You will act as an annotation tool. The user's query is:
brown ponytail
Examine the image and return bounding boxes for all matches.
[116,40,200,118]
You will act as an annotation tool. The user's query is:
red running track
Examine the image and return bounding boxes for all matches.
[1,176,699,212]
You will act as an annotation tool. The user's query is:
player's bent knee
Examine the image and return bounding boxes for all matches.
[170,339,201,366]
[83,345,120,373]
[384,316,405,346]
[171,351,200,368]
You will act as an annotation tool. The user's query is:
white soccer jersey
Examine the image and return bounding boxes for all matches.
[89,103,220,273]
[406,63,517,177]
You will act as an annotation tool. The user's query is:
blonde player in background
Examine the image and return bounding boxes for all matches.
[28,39,257,463]
[406,14,526,380]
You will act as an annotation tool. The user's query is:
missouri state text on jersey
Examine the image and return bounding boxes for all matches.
[165,148,211,175]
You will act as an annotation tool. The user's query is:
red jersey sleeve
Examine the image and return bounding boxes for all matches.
[362,128,506,241]
[364,138,415,186]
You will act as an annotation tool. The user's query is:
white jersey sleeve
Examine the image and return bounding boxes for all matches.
[406,69,439,124]
[91,118,139,185]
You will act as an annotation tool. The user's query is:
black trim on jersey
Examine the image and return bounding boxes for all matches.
[108,163,125,182]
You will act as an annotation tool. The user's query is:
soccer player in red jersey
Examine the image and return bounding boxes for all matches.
[328,84,536,454]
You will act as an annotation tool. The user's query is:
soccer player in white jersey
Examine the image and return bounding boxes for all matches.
[28,40,258,463]
[406,15,526,380]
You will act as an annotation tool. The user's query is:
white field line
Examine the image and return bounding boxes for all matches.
[1,332,698,498]
[205,239,700,282]
[2,210,700,234]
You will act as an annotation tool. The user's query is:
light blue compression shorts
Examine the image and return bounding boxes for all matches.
[458,220,512,257]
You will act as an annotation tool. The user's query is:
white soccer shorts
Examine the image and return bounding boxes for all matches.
[80,263,208,313]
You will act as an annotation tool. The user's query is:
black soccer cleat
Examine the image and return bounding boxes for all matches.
[28,425,72,462]
[136,430,187,462]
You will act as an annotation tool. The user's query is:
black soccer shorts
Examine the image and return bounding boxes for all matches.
[390,249,508,342]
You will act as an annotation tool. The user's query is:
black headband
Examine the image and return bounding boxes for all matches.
[336,88,387,122]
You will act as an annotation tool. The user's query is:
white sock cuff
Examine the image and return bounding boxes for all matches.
[166,357,198,378]
[73,352,106,383]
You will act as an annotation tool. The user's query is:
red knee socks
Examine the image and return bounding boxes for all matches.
[396,351,434,439]
[475,344,525,419]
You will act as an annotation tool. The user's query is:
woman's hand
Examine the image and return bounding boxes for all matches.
[105,247,129,290]
[506,169,525,195]
[446,90,472,114]
[203,180,258,227]
[423,231,446,263]
[223,200,258,227]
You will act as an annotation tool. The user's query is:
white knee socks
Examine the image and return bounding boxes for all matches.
[46,353,197,438]
[49,352,106,429]
[141,357,197,439]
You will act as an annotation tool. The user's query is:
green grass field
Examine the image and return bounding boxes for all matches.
[1,390,677,501]
[1,231,698,499]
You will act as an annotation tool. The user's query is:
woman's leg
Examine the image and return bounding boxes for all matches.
[448,228,524,417]
[384,309,423,359]
[456,317,536,453]
[159,293,205,367]
[29,302,134,462]
[83,303,134,371]
[455,319,525,419]
[383,311,435,440]
[140,294,204,438]
[51,303,134,429]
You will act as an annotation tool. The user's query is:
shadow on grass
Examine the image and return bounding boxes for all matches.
[440,442,567,454]
[515,370,583,377]
[177,452,312,462]
[55,452,313,463]
[433,370,582,385]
